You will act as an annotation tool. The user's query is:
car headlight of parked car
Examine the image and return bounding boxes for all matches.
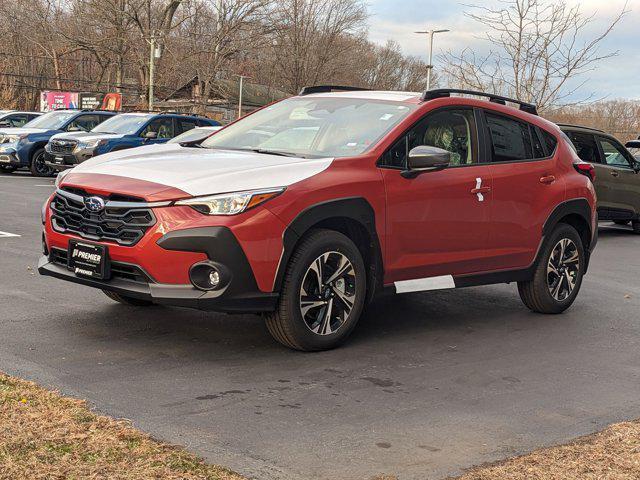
[76,139,107,151]
[5,134,27,145]
[175,187,284,215]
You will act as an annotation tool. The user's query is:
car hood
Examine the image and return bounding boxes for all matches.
[62,143,334,199]
[51,132,126,142]
[0,127,52,137]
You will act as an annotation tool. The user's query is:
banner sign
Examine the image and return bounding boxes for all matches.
[40,91,122,112]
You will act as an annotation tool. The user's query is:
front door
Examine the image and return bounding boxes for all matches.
[380,107,493,287]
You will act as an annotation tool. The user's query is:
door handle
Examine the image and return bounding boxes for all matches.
[471,187,491,194]
[610,170,620,177]
[540,175,556,185]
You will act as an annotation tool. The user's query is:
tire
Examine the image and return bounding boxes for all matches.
[633,221,640,235]
[103,290,154,307]
[264,229,367,351]
[30,148,54,177]
[614,220,630,226]
[518,223,585,314]
[0,166,15,174]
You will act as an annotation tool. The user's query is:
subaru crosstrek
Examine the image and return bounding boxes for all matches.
[39,87,598,351]
[44,112,220,171]
[0,109,116,176]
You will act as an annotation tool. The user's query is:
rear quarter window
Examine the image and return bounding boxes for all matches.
[485,113,533,162]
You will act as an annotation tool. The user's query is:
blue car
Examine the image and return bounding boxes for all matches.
[44,112,219,172]
[0,109,116,176]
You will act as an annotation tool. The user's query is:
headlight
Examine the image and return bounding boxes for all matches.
[76,139,107,150]
[6,134,26,144]
[54,168,72,187]
[175,187,285,215]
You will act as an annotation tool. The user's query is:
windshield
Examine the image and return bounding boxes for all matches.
[92,114,154,134]
[201,97,416,158]
[25,111,76,130]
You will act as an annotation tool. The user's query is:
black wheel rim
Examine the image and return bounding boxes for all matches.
[547,238,580,301]
[299,251,356,336]
[33,152,51,175]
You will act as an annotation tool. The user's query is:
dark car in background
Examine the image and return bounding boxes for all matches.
[560,124,640,233]
[0,110,41,128]
[44,112,220,172]
[0,109,116,176]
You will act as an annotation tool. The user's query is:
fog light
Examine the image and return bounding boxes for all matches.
[209,270,220,288]
[189,262,228,291]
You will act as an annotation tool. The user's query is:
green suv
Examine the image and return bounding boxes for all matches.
[560,124,640,233]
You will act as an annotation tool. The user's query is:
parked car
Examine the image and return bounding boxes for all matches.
[44,113,220,172]
[560,125,640,233]
[39,87,597,351]
[167,125,222,144]
[0,109,116,176]
[0,110,41,128]
[624,139,640,160]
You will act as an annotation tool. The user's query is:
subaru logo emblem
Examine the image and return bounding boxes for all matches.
[84,196,105,212]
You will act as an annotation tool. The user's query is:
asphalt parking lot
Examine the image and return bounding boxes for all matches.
[1,172,640,480]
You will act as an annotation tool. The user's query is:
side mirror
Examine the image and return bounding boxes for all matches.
[402,146,451,178]
[144,131,158,139]
[67,126,82,132]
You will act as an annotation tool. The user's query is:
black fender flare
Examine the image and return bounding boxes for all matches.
[273,197,382,296]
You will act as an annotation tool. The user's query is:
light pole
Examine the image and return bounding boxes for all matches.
[236,75,250,119]
[147,31,162,111]
[415,29,450,91]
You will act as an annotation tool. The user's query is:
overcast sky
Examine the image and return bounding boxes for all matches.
[366,0,638,100]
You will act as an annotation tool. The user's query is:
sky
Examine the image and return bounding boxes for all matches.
[366,0,640,101]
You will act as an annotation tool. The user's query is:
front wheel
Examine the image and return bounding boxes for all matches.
[264,229,367,351]
[518,224,585,314]
[30,148,54,177]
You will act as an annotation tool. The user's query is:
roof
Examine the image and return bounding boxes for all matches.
[300,90,420,103]
[556,123,606,134]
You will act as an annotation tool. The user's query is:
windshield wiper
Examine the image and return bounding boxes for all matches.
[248,148,301,158]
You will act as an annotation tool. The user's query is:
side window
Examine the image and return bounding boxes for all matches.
[67,114,102,132]
[380,109,477,169]
[541,130,558,156]
[141,117,175,139]
[565,132,599,163]
[485,113,533,162]
[532,128,545,158]
[598,137,633,168]
[8,115,28,127]
[178,119,198,134]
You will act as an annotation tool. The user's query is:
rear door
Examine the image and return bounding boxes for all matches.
[596,136,640,220]
[563,130,610,218]
[483,111,564,271]
[380,107,494,286]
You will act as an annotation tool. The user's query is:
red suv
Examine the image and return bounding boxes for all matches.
[39,87,598,351]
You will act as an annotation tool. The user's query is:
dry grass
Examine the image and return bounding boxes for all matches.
[454,421,640,480]
[0,372,245,480]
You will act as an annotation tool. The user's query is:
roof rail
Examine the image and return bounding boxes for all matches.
[422,88,538,116]
[298,85,370,96]
[556,123,606,134]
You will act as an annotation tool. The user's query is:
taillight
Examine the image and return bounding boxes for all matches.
[574,162,595,182]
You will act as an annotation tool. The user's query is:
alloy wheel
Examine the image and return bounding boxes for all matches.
[547,238,580,302]
[299,251,356,335]
[33,152,52,176]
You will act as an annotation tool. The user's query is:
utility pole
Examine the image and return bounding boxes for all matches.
[415,29,450,90]
[237,75,249,119]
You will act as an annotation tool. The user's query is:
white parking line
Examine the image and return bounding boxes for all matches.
[0,231,20,238]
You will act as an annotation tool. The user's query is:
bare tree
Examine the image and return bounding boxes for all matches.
[442,0,628,110]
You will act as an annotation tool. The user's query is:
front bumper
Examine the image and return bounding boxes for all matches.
[39,224,280,313]
[0,146,20,167]
[44,150,90,171]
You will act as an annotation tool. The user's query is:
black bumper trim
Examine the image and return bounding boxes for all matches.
[38,256,278,313]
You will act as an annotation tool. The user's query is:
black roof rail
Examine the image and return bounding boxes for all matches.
[556,123,606,134]
[422,88,538,116]
[298,85,371,96]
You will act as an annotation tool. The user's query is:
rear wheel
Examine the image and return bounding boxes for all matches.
[264,229,366,351]
[103,290,153,306]
[518,224,585,314]
[30,148,54,177]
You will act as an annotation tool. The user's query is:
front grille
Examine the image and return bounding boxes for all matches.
[50,190,156,246]
[50,139,77,154]
[49,247,152,284]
